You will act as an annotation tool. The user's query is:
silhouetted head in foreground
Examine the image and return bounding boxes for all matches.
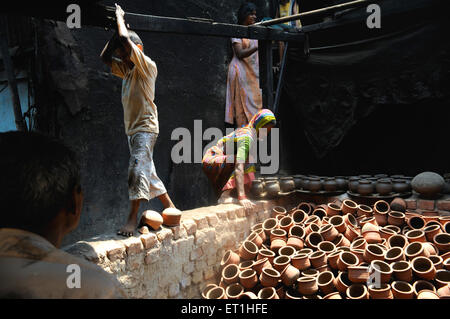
[0,131,83,247]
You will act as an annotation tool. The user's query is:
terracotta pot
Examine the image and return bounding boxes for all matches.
[392,261,413,282]
[259,268,281,288]
[304,223,320,236]
[390,197,407,213]
[435,269,450,288]
[384,225,401,234]
[302,269,319,278]
[291,253,310,271]
[380,227,396,241]
[433,233,450,253]
[279,245,296,257]
[251,179,265,197]
[238,291,258,299]
[280,264,300,286]
[388,211,405,227]
[279,216,294,233]
[279,177,295,193]
[329,215,347,234]
[347,265,369,283]
[239,260,254,271]
[390,281,414,299]
[322,177,337,192]
[440,216,450,227]
[275,283,286,299]
[429,255,443,270]
[252,257,272,275]
[411,172,445,198]
[342,199,358,216]
[326,250,340,270]
[364,244,385,263]
[161,207,182,226]
[437,283,450,298]
[412,256,436,281]
[258,287,279,299]
[225,283,244,299]
[417,290,440,299]
[371,260,393,284]
[316,271,335,295]
[262,218,278,236]
[273,255,291,272]
[297,276,318,296]
[270,238,287,254]
[334,272,351,294]
[344,226,360,242]
[286,236,304,251]
[346,284,369,299]
[297,202,313,215]
[337,251,359,272]
[291,210,307,224]
[405,242,430,260]
[351,238,367,251]
[305,215,321,227]
[298,248,313,255]
[392,179,410,194]
[239,269,258,290]
[373,200,390,226]
[361,223,382,244]
[343,213,358,229]
[319,224,339,242]
[222,264,240,285]
[357,179,374,196]
[385,247,405,263]
[356,204,373,217]
[220,250,241,269]
[270,228,287,242]
[317,241,336,255]
[257,249,276,265]
[388,234,409,250]
[351,249,365,265]
[405,229,426,243]
[289,225,305,239]
[219,278,227,289]
[444,257,450,270]
[246,231,264,249]
[333,233,351,248]
[309,251,327,269]
[206,286,227,299]
[324,292,343,299]
[376,179,393,196]
[407,216,425,230]
[239,241,258,260]
[445,222,450,235]
[202,284,218,299]
[368,283,393,299]
[359,216,378,228]
[308,177,323,192]
[313,206,328,219]
[141,210,163,230]
[413,280,436,297]
[326,203,341,217]
[266,180,281,197]
[348,177,360,192]
[305,232,323,249]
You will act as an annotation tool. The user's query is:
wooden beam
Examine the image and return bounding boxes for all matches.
[258,40,274,110]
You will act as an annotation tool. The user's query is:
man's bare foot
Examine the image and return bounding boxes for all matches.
[117,221,136,237]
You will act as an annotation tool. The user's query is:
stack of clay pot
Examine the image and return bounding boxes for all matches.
[203,199,450,299]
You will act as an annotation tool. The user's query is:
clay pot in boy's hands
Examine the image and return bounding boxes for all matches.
[162,207,182,226]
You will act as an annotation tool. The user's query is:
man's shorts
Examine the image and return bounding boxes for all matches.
[127,132,167,201]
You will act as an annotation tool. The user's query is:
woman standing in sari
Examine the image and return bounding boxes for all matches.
[203,109,276,210]
[225,2,263,128]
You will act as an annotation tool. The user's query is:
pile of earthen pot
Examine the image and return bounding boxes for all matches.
[203,198,450,299]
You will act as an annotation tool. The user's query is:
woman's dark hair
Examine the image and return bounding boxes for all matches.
[0,131,81,232]
[237,2,257,25]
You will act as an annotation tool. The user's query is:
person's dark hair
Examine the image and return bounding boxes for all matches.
[237,2,257,25]
[0,131,81,232]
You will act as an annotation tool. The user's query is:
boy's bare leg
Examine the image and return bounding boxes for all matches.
[118,199,143,237]
[158,192,176,209]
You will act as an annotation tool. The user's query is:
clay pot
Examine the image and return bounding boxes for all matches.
[343,213,358,229]
[271,206,287,219]
[376,179,393,196]
[368,283,393,299]
[317,271,335,295]
[334,272,352,294]
[206,286,227,299]
[273,255,291,272]
[312,208,327,220]
[380,227,396,241]
[239,260,254,272]
[266,180,281,197]
[293,175,304,190]
[304,223,320,237]
[302,268,319,278]
[385,247,405,263]
[288,225,305,239]
[297,202,313,215]
[270,228,287,242]
[385,225,401,234]
[444,222,450,235]
[334,176,348,191]
[202,284,218,299]
[237,291,258,299]
[373,200,390,226]
[388,234,409,250]
[433,233,450,253]
[161,207,182,226]
[262,218,278,236]
[279,246,296,258]
[390,198,407,213]
[444,257,450,270]
[286,236,304,251]
[440,216,450,227]
[417,290,440,299]
[305,215,321,227]
[252,257,272,275]
[323,177,337,192]
[437,283,450,297]
[270,238,287,254]
[291,210,307,224]
[324,292,343,299]
[307,177,322,192]
[222,264,240,285]
[329,215,347,234]
[392,179,409,194]
[412,256,436,281]
[351,249,365,265]
[220,250,241,270]
[356,204,373,217]
[405,229,426,243]
[392,261,413,282]
[405,242,430,260]
[387,211,405,227]
[344,226,360,242]
[359,216,378,228]
[257,287,279,299]
[407,216,426,230]
[435,269,450,288]
[413,280,436,297]
[319,224,339,242]
[429,255,443,270]
[279,216,294,233]
[337,251,359,272]
[371,260,393,284]
[346,284,369,299]
[342,200,358,216]
[297,276,318,296]
[257,249,276,265]
[279,177,295,193]
[347,265,369,283]
[348,177,360,192]
[309,251,327,269]
[280,264,300,286]
[357,179,374,196]
[246,231,264,249]
[141,210,163,230]
[225,283,244,299]
[391,281,414,299]
[317,241,336,255]
[411,172,445,198]
[251,179,265,197]
[291,253,310,271]
[326,203,341,217]
[305,232,323,249]
[239,241,258,260]
[259,268,281,288]
[361,223,382,244]
[364,244,385,263]
[350,238,367,251]
[423,224,442,242]
[239,269,258,290]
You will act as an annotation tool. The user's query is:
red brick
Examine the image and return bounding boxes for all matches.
[437,200,450,211]
[417,200,435,211]
[405,199,417,210]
